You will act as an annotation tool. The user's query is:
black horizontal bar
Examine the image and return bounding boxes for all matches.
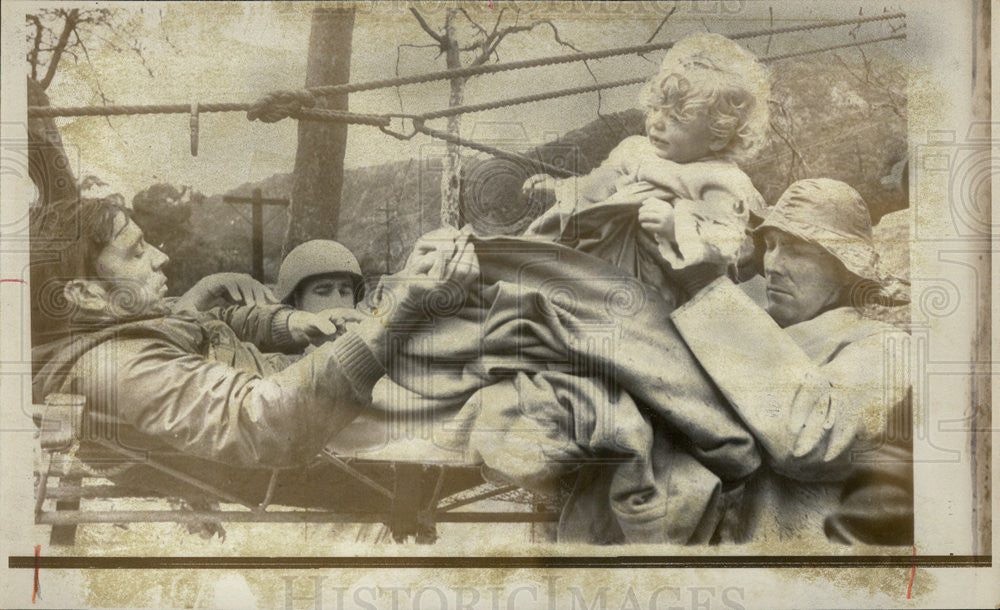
[8,555,991,570]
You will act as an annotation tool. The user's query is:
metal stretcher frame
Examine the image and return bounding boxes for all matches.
[34,396,560,545]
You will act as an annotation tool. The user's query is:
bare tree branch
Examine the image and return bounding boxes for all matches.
[456,8,488,39]
[102,18,157,78]
[637,5,675,62]
[767,100,809,182]
[831,51,904,117]
[72,27,115,115]
[469,19,582,68]
[644,6,676,44]
[395,42,440,112]
[39,8,79,90]
[832,53,869,88]
[582,58,631,140]
[488,7,511,39]
[765,7,774,55]
[409,8,445,45]
[62,48,80,64]
[27,14,43,81]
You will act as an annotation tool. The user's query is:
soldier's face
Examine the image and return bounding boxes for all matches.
[295,274,356,313]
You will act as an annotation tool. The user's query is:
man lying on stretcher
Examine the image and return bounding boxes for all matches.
[31,194,480,514]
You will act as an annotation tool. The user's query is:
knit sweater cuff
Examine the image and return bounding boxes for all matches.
[269,308,297,350]
[333,330,386,395]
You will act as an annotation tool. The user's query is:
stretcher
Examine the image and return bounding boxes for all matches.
[34,394,561,545]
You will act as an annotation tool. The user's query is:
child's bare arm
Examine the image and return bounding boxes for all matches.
[522,138,636,207]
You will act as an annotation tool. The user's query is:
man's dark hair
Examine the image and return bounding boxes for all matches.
[30,195,131,342]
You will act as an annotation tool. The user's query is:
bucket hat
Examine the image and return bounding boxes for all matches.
[756,178,879,281]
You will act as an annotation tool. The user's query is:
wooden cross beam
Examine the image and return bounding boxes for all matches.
[221,188,289,281]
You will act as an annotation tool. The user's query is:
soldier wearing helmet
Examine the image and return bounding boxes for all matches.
[275,240,365,314]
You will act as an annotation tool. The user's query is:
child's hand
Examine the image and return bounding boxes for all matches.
[522,174,557,203]
[638,197,676,241]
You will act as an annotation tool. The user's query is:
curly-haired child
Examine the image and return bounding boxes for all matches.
[524,33,770,299]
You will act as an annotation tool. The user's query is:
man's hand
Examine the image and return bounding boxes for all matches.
[288,307,366,345]
[374,227,479,325]
[638,197,677,242]
[174,273,277,312]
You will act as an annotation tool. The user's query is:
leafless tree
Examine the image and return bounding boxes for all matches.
[404,7,582,227]
[26,7,173,103]
[25,8,178,210]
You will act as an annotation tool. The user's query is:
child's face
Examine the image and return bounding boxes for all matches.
[645,105,718,163]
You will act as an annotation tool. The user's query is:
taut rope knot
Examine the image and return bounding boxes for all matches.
[246,89,317,123]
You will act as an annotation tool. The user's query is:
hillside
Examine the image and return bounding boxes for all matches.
[148,53,906,294]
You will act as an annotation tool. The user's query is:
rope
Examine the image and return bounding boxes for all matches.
[420,77,646,121]
[758,32,906,63]
[28,102,248,117]
[28,97,392,127]
[410,33,907,166]
[419,33,906,121]
[411,118,580,178]
[306,12,905,97]
[28,12,904,122]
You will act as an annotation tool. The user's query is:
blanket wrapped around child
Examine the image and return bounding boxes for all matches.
[335,225,761,544]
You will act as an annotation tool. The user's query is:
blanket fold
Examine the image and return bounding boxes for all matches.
[346,235,760,543]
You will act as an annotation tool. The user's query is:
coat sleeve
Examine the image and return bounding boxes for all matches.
[670,279,900,482]
[205,304,300,353]
[78,330,384,468]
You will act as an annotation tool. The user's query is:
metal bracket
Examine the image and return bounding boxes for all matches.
[189,101,200,156]
[379,114,419,140]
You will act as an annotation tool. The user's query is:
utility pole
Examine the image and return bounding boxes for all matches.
[223,188,289,281]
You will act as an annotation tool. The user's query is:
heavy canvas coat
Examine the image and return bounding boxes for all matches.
[32,304,390,507]
[672,278,912,543]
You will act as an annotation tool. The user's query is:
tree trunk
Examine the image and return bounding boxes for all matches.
[27,77,77,207]
[440,9,464,229]
[285,6,354,257]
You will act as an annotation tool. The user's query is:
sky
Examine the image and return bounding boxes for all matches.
[38,1,908,200]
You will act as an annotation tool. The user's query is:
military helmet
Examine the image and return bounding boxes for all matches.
[275,240,364,304]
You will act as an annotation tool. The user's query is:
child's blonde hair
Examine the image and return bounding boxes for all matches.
[640,33,770,163]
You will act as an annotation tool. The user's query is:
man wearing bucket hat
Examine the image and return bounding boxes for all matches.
[668,178,912,545]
